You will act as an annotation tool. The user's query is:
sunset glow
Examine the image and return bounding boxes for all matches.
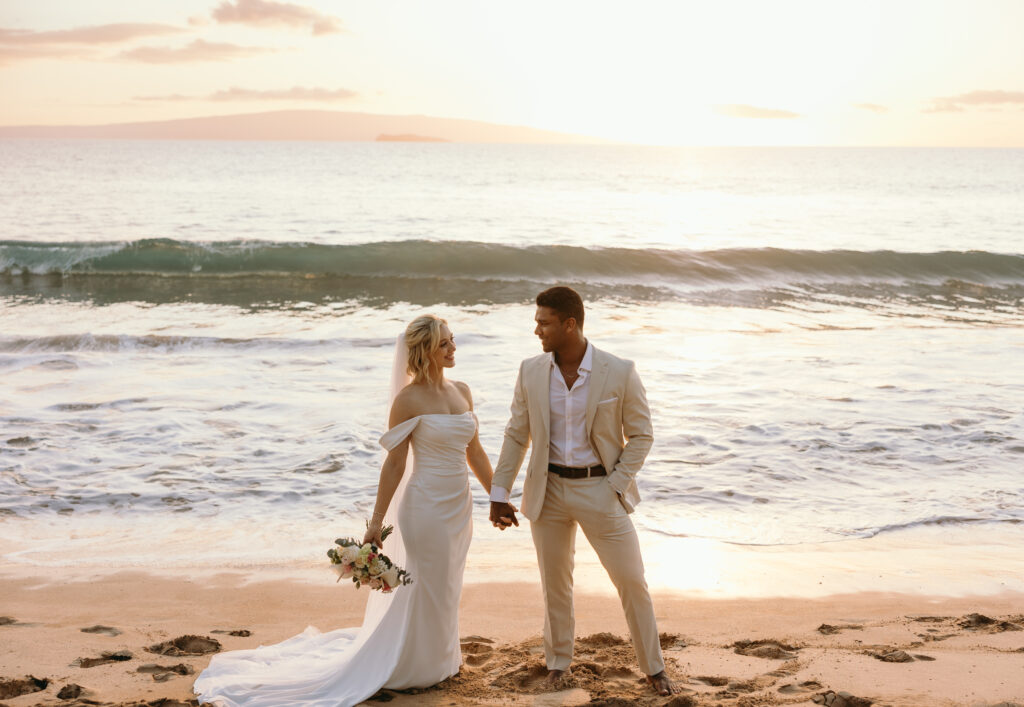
[2,0,1023,145]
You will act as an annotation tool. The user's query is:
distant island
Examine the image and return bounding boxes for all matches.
[0,110,612,144]
[376,134,448,143]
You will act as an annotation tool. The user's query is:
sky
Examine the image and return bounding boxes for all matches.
[1,0,1023,146]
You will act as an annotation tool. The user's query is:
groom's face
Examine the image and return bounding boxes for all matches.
[535,306,571,353]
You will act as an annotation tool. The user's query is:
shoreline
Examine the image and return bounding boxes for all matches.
[4,518,1024,600]
[2,571,1022,706]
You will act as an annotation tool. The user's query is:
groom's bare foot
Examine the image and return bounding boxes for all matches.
[646,670,676,696]
[543,668,569,687]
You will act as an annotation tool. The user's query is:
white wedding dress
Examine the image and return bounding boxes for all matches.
[194,411,477,707]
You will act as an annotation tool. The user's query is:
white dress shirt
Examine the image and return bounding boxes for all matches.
[490,342,600,503]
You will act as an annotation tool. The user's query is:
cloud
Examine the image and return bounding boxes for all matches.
[0,45,87,66]
[134,86,358,102]
[853,102,888,113]
[118,39,275,63]
[714,104,800,119]
[211,0,343,35]
[0,23,184,45]
[210,86,357,101]
[0,22,186,64]
[926,89,1024,113]
[134,93,194,102]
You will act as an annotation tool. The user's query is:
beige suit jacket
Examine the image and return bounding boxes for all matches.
[492,345,653,522]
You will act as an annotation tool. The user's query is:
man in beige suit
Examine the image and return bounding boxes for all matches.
[489,286,675,696]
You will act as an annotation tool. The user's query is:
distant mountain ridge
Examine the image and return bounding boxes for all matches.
[0,110,610,144]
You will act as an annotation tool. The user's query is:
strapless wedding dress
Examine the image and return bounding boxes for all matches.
[194,412,477,707]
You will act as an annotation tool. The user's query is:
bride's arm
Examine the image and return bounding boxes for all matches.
[466,435,493,494]
[456,381,494,494]
[363,398,414,546]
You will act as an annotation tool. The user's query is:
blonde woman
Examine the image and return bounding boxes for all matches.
[195,315,499,707]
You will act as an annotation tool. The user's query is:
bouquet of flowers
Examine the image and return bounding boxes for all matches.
[327,524,413,593]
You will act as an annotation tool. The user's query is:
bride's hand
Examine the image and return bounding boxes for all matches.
[363,521,384,547]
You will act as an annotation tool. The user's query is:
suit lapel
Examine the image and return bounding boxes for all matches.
[585,347,609,439]
[530,355,551,443]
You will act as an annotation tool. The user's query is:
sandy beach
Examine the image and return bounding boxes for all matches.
[1,572,1022,707]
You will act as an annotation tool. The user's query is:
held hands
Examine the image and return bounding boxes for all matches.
[489,501,519,530]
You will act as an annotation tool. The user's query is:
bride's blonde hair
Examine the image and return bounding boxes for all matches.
[405,314,448,384]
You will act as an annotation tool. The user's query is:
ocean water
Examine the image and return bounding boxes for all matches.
[2,140,1023,596]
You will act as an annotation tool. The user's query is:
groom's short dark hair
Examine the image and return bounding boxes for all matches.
[536,286,584,329]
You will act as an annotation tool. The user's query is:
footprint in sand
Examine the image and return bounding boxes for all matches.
[818,623,862,635]
[461,634,495,643]
[0,676,49,700]
[598,666,637,680]
[576,632,628,649]
[812,689,873,707]
[918,628,957,642]
[958,613,1023,633]
[589,697,684,707]
[766,658,802,679]
[662,697,699,707]
[137,663,196,682]
[779,680,824,694]
[75,650,133,668]
[497,663,551,690]
[659,631,688,650]
[692,675,730,687]
[80,624,122,636]
[146,635,221,656]
[56,683,87,699]
[732,639,800,660]
[871,648,936,663]
[460,639,495,667]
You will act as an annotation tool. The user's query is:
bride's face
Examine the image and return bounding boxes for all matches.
[431,324,456,370]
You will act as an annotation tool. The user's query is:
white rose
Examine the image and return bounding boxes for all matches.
[340,546,359,564]
[369,558,386,576]
[381,567,400,589]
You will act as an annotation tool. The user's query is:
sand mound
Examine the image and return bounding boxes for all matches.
[732,639,800,660]
[0,675,48,699]
[146,635,221,656]
[76,650,133,668]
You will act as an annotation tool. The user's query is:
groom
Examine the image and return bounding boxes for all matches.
[489,286,675,696]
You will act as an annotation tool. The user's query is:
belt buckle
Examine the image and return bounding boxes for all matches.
[585,465,594,478]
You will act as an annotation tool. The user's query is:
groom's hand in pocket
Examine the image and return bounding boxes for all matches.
[489,502,519,530]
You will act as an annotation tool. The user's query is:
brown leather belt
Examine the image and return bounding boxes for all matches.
[548,463,606,479]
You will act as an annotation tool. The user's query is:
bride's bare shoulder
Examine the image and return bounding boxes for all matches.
[389,385,423,424]
[450,380,473,408]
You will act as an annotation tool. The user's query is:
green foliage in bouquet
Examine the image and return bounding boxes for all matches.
[327,523,413,592]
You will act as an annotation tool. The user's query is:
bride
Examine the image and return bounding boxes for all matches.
[194,315,500,706]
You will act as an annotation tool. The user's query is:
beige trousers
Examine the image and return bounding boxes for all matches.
[530,475,664,675]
